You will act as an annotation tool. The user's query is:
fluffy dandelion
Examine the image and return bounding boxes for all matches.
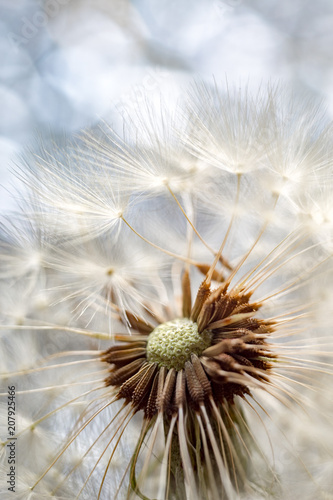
[1,83,333,500]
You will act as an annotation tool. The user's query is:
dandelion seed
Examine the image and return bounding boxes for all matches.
[1,82,333,500]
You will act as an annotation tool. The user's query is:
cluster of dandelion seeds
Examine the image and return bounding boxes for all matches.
[1,82,333,500]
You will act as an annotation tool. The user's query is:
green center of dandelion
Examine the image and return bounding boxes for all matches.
[146,318,212,371]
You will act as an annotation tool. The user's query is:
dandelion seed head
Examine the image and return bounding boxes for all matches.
[2,81,333,500]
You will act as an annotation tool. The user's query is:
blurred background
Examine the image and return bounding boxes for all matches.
[1,0,333,211]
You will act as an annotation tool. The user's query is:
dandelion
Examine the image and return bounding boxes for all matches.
[1,82,333,500]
